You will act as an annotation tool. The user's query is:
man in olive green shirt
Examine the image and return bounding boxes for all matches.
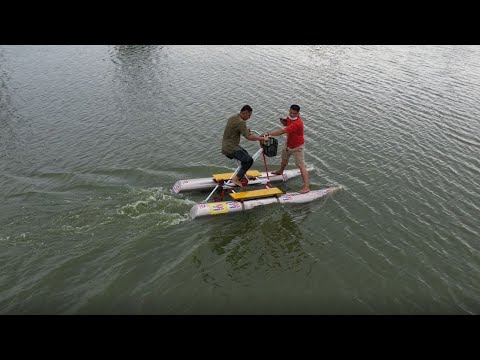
[221,105,267,188]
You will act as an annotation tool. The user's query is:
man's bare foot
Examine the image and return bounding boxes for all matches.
[271,170,283,175]
[299,188,310,194]
[231,178,244,188]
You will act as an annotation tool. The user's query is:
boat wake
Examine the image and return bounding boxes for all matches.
[118,186,195,227]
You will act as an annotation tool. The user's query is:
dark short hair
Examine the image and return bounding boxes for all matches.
[241,105,253,112]
[290,104,300,112]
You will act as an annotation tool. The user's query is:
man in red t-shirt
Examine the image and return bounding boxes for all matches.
[262,104,310,193]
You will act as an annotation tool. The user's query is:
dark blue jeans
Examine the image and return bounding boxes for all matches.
[226,147,253,179]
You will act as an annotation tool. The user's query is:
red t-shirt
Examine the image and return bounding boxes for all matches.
[285,115,304,148]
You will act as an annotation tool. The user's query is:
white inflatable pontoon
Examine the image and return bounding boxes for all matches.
[190,186,341,219]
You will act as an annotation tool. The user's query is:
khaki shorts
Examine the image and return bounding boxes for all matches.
[281,144,305,167]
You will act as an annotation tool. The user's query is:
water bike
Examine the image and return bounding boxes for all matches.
[172,131,341,219]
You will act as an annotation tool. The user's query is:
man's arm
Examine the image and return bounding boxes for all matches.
[264,127,287,137]
[246,134,268,142]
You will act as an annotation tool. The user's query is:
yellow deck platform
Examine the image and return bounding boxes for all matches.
[212,170,261,181]
[229,187,283,200]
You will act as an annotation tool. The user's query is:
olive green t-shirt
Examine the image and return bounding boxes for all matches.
[221,114,250,155]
